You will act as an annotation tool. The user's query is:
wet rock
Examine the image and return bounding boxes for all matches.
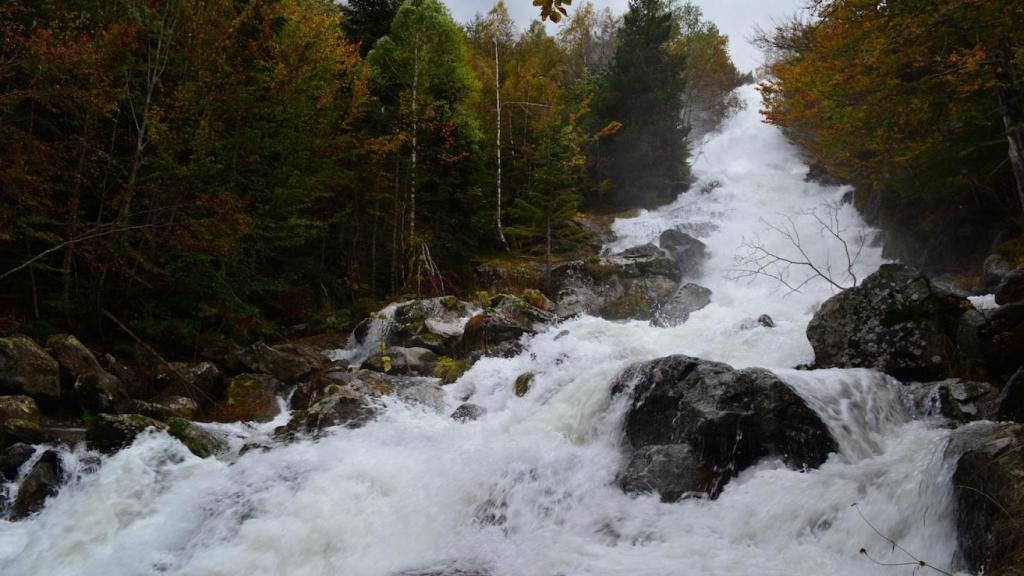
[129,395,199,421]
[651,283,711,327]
[613,355,836,500]
[982,254,1013,292]
[432,356,472,385]
[461,295,554,357]
[451,403,485,422]
[10,450,63,520]
[1,419,53,449]
[392,562,491,576]
[208,374,282,423]
[906,379,999,423]
[0,443,35,479]
[281,385,380,437]
[86,413,166,453]
[292,368,393,411]
[365,346,438,376]
[46,334,128,412]
[514,372,534,397]
[997,367,1024,422]
[757,314,775,328]
[394,378,446,412]
[0,336,60,399]
[358,297,477,356]
[233,342,320,384]
[619,444,709,502]
[155,361,224,402]
[658,228,708,277]
[947,422,1024,574]
[995,268,1024,305]
[0,395,41,423]
[166,417,226,458]
[806,264,972,381]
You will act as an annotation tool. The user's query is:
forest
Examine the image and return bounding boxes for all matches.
[0,0,744,355]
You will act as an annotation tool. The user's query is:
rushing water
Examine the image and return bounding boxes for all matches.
[0,86,963,576]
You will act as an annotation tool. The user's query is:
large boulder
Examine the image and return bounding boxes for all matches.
[905,379,999,423]
[461,295,555,358]
[365,346,438,376]
[550,252,680,321]
[994,267,1024,305]
[207,374,282,423]
[651,283,711,327]
[46,335,128,412]
[658,228,708,277]
[166,418,226,458]
[354,297,477,357]
[233,342,321,384]
[9,449,63,520]
[613,355,835,500]
[0,336,60,399]
[1,419,53,449]
[807,264,972,380]
[0,395,41,424]
[947,422,1024,574]
[281,386,380,437]
[86,413,166,453]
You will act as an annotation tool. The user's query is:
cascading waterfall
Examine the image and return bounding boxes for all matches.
[0,85,965,576]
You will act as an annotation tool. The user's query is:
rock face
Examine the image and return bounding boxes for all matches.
[651,283,712,327]
[947,422,1024,574]
[87,414,166,453]
[10,449,63,520]
[905,379,1000,423]
[0,336,60,399]
[46,334,128,411]
[614,355,835,500]
[806,264,971,380]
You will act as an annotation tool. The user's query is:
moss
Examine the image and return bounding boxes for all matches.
[582,259,620,281]
[514,372,534,397]
[473,291,492,308]
[519,289,550,310]
[440,296,462,312]
[167,417,224,458]
[433,356,472,384]
[602,293,652,320]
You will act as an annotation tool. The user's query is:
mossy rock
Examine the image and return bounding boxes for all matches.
[514,372,535,397]
[433,356,472,385]
[86,413,166,453]
[208,373,282,423]
[602,293,653,321]
[166,417,226,458]
[1,418,53,449]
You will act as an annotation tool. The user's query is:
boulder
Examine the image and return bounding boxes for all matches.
[0,395,41,423]
[905,379,999,423]
[166,418,225,458]
[394,379,446,412]
[0,336,60,399]
[281,385,380,437]
[658,228,708,277]
[207,374,282,423]
[974,303,1024,383]
[982,254,1013,292]
[129,395,199,421]
[365,346,438,376]
[757,314,776,328]
[613,355,835,500]
[86,413,166,453]
[651,283,711,327]
[997,367,1024,422]
[356,297,477,357]
[806,264,972,380]
[233,342,319,384]
[451,403,485,422]
[0,443,35,479]
[1,419,53,449]
[947,422,1024,574]
[9,449,63,520]
[995,268,1024,305]
[155,361,224,402]
[550,254,679,321]
[46,334,128,411]
[461,295,554,357]
[292,368,393,411]
[102,354,149,399]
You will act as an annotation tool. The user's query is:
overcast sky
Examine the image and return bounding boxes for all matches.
[443,0,808,72]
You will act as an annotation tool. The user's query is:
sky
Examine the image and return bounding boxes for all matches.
[443,0,808,72]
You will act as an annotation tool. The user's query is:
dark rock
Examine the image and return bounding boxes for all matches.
[46,334,128,412]
[619,444,710,502]
[155,361,224,402]
[451,403,485,422]
[10,450,63,520]
[86,413,166,453]
[292,368,393,411]
[233,342,320,384]
[997,367,1024,422]
[906,379,999,423]
[614,355,835,500]
[280,385,380,437]
[658,228,708,277]
[757,314,775,328]
[1,419,53,449]
[616,243,665,259]
[983,254,1013,292]
[806,264,972,381]
[995,268,1024,305]
[947,422,1024,574]
[393,564,491,576]
[651,283,711,327]
[514,373,534,397]
[0,395,41,423]
[461,295,554,357]
[0,443,36,479]
[365,346,438,376]
[166,418,226,458]
[102,354,149,399]
[129,395,199,421]
[0,336,60,399]
[978,303,1024,382]
[207,374,282,423]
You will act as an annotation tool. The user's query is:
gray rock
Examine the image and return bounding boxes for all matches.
[0,336,60,399]
[155,361,224,402]
[233,342,319,384]
[461,295,554,357]
[995,268,1024,305]
[0,395,41,423]
[613,355,835,500]
[619,444,708,502]
[997,367,1024,423]
[757,314,775,328]
[451,403,485,422]
[46,335,128,411]
[166,418,226,458]
[86,414,166,453]
[10,449,63,520]
[946,422,1024,574]
[651,283,711,327]
[129,395,199,421]
[658,228,708,277]
[366,346,438,376]
[550,255,680,321]
[807,264,971,381]
[906,379,999,423]
[0,443,35,479]
[359,297,477,356]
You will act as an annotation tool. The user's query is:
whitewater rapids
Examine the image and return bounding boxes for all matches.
[0,86,963,576]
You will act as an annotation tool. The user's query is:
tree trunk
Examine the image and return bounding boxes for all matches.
[410,40,419,244]
[994,35,1024,213]
[495,39,510,251]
